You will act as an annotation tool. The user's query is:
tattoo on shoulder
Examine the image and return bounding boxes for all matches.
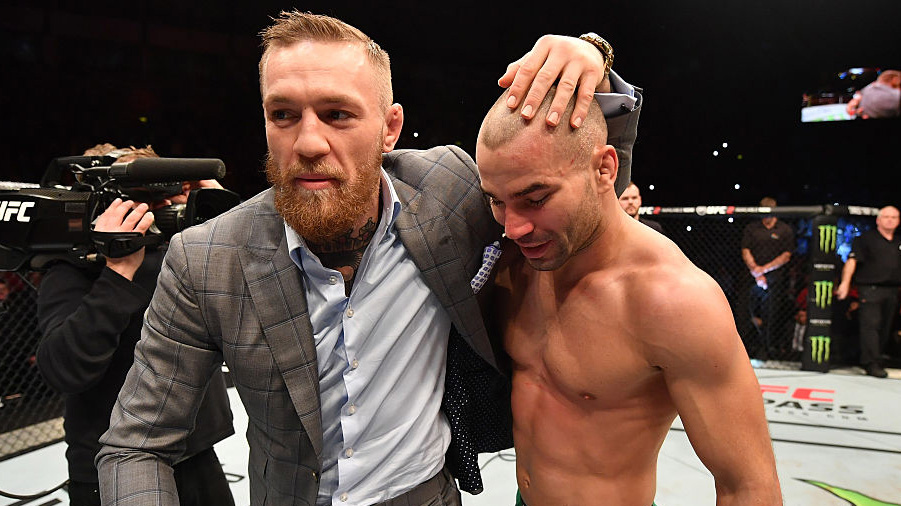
[310,218,378,294]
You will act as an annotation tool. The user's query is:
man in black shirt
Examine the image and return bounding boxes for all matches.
[836,206,901,378]
[741,197,795,358]
[36,144,236,505]
[618,181,664,234]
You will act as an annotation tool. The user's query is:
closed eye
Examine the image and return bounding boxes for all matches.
[484,193,503,207]
[527,194,550,207]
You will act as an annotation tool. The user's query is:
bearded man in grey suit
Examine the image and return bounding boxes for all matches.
[97,10,641,506]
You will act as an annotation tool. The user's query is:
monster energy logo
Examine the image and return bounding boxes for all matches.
[814,280,834,308]
[800,479,901,505]
[810,336,831,364]
[818,225,837,253]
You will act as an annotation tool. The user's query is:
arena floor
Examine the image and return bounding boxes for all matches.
[1,368,899,505]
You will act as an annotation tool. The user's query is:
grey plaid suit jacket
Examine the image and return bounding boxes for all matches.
[97,145,507,506]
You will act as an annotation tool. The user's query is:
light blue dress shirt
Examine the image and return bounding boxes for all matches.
[286,170,452,506]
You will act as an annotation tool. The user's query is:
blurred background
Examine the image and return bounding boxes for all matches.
[1,0,899,207]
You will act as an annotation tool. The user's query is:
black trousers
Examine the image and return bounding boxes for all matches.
[857,285,898,366]
[747,269,792,357]
[68,447,234,506]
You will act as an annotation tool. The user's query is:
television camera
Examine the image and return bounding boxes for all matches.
[0,155,241,271]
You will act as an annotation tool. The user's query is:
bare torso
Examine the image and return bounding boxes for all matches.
[495,222,689,506]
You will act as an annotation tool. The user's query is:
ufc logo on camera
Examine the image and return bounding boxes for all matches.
[0,200,35,222]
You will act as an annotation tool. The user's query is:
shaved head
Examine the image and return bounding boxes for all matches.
[478,85,607,168]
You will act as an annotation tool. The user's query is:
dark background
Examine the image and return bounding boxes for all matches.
[1,0,899,207]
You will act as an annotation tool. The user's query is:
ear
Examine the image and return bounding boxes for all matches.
[590,144,618,193]
[382,103,404,152]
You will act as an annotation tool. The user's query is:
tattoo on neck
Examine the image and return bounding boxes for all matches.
[309,218,378,295]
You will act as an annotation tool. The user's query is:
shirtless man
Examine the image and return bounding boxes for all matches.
[475,89,783,505]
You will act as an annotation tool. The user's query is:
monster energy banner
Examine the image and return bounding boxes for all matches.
[803,215,840,372]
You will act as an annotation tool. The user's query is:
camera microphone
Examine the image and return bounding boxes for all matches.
[108,158,227,184]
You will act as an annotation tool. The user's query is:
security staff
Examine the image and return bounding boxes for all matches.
[836,206,901,378]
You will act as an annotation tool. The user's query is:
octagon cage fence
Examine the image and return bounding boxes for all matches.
[1,203,899,461]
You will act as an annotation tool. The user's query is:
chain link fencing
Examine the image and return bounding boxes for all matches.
[640,204,890,370]
[0,204,895,462]
[0,271,64,461]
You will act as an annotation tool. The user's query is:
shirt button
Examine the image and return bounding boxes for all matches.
[348,404,356,415]
[351,359,359,369]
[311,470,318,481]
[329,276,338,285]
[345,448,354,458]
[339,493,348,502]
[346,308,354,318]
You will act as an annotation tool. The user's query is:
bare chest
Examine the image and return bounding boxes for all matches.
[499,276,664,407]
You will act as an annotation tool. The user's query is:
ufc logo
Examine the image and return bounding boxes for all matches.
[0,200,35,222]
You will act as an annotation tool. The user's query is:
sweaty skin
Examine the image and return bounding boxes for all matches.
[494,221,777,505]
[480,122,781,506]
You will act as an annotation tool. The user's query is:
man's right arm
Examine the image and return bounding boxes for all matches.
[97,232,223,506]
[35,199,155,393]
[741,247,761,276]
[35,262,151,393]
[645,268,782,504]
[836,257,857,300]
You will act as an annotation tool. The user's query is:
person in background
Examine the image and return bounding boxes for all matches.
[835,205,901,378]
[846,69,901,119]
[36,144,235,506]
[618,180,663,234]
[741,197,795,359]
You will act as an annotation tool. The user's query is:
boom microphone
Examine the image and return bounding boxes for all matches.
[108,158,227,184]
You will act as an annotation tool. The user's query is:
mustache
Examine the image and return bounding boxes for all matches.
[265,153,346,186]
[284,160,345,181]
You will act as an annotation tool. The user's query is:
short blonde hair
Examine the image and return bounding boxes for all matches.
[258,10,393,109]
[82,143,159,163]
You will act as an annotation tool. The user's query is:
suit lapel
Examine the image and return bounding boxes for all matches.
[392,178,499,370]
[238,193,323,457]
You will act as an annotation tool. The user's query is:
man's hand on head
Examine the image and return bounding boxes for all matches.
[498,35,611,128]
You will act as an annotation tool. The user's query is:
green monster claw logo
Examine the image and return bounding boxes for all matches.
[800,479,901,505]
[810,335,831,364]
[818,224,838,253]
[814,280,834,308]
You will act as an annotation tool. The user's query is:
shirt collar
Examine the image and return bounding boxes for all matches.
[285,168,402,261]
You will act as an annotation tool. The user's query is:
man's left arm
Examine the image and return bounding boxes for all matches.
[649,270,782,505]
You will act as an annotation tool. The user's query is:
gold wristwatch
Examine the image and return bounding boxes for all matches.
[578,32,614,78]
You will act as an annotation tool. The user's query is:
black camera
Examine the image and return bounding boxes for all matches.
[0,155,241,271]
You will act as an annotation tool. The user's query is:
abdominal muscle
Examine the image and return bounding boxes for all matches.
[510,358,677,506]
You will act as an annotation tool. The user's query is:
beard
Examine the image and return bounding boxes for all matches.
[266,146,383,245]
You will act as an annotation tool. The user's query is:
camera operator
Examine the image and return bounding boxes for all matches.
[35,144,235,506]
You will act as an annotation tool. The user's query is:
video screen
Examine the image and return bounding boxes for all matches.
[801,67,901,122]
